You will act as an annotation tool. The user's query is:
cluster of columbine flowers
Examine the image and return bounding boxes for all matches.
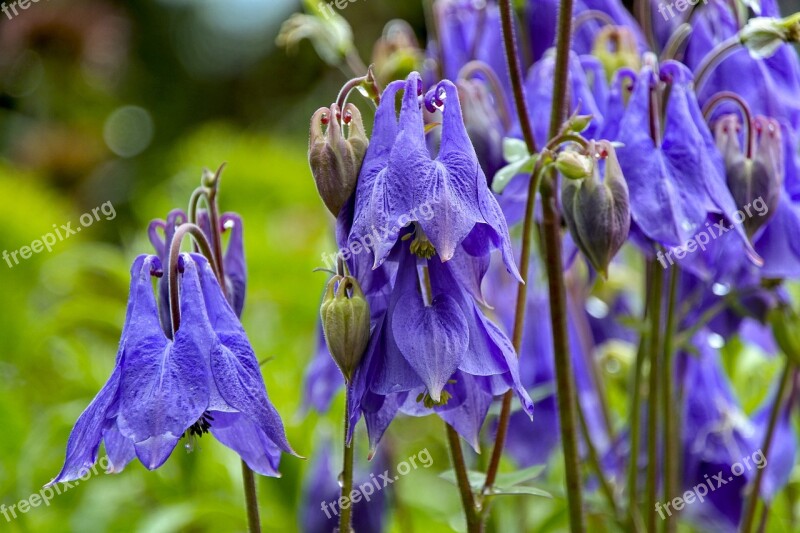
[292,0,800,531]
[48,0,800,531]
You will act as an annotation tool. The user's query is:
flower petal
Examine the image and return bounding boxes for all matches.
[210,411,282,477]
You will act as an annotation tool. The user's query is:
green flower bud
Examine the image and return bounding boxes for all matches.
[561,141,631,277]
[593,26,641,81]
[768,304,800,365]
[739,14,800,59]
[320,275,371,383]
[556,149,594,180]
[714,114,782,237]
[371,20,424,87]
[308,103,368,216]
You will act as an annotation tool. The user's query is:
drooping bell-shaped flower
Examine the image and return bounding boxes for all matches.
[349,72,519,277]
[50,253,295,484]
[611,61,760,261]
[561,140,631,277]
[714,114,783,237]
[309,102,369,217]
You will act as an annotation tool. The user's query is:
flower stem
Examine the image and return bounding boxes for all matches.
[645,263,664,533]
[542,0,585,529]
[446,423,481,533]
[740,361,794,533]
[662,266,679,533]
[167,223,220,333]
[241,461,261,533]
[481,0,539,501]
[694,36,741,93]
[627,341,646,530]
[340,386,355,533]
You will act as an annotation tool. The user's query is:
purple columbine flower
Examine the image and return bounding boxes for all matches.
[349,72,519,276]
[50,253,294,484]
[331,72,532,452]
[608,61,760,263]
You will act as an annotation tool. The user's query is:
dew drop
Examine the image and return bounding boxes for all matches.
[337,472,344,488]
[708,333,725,349]
[712,282,731,296]
[585,296,610,319]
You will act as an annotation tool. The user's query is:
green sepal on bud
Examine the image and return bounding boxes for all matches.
[320,275,371,383]
[555,149,594,180]
[739,13,800,58]
[561,141,631,278]
[768,303,800,365]
[309,102,368,216]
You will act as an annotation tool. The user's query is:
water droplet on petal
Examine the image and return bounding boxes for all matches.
[708,333,725,349]
[585,296,610,319]
[712,282,731,296]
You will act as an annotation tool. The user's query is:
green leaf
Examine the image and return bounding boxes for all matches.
[492,155,536,194]
[502,137,530,163]
[439,464,550,499]
[485,485,553,498]
[494,464,547,488]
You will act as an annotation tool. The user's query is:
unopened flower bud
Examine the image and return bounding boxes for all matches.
[457,78,506,179]
[769,303,800,365]
[714,114,782,237]
[371,19,424,87]
[308,103,369,216]
[593,26,641,81]
[740,14,800,58]
[561,141,631,277]
[556,149,594,180]
[320,275,371,383]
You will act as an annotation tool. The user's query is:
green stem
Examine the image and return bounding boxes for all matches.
[241,461,261,533]
[645,264,664,533]
[662,266,679,533]
[481,0,540,500]
[339,386,355,533]
[627,340,646,530]
[542,0,585,529]
[740,361,794,533]
[694,36,741,93]
[446,423,482,533]
[576,399,623,524]
[167,223,220,334]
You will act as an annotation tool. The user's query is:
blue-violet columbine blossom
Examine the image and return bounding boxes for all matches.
[50,253,294,484]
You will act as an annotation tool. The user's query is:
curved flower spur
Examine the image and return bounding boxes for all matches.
[50,169,297,486]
